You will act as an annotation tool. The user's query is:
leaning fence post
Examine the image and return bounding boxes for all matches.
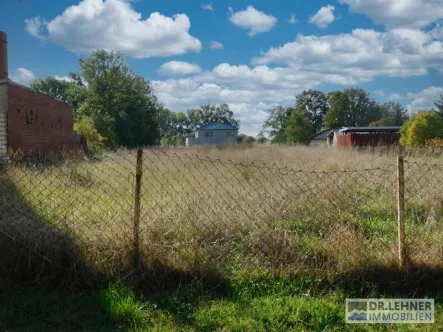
[397,155,406,269]
[133,149,143,270]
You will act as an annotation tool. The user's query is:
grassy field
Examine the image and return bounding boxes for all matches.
[1,145,443,330]
[1,145,442,276]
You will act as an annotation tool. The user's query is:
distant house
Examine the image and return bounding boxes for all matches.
[186,121,238,146]
[336,126,401,147]
[310,128,341,147]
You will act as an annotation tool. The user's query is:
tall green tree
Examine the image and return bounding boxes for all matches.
[324,88,380,128]
[30,76,72,102]
[379,102,408,126]
[260,105,292,144]
[30,74,88,112]
[294,90,329,132]
[434,93,443,114]
[77,50,160,147]
[285,109,314,144]
[184,104,239,130]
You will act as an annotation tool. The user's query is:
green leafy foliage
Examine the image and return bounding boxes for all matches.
[294,90,329,132]
[78,50,160,148]
[434,93,443,114]
[324,88,381,128]
[261,105,292,143]
[379,102,408,126]
[400,111,443,146]
[74,121,106,153]
[159,104,239,145]
[31,50,161,150]
[244,136,256,144]
[285,109,314,144]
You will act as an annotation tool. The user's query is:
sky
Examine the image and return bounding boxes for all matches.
[2,0,443,136]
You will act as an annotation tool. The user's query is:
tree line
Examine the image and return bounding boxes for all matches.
[260,89,410,144]
[30,50,443,149]
[30,50,241,152]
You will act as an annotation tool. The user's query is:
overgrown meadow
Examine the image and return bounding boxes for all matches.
[1,145,443,279]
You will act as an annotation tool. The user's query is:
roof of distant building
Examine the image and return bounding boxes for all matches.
[339,126,401,133]
[196,121,238,131]
[310,128,341,140]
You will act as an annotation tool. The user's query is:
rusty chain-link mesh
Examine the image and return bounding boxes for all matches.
[404,160,443,268]
[1,149,437,278]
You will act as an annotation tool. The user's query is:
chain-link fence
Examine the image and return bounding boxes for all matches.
[0,150,442,278]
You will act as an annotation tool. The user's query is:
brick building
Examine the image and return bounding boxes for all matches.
[0,31,82,161]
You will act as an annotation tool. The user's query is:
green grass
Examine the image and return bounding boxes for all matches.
[1,276,443,331]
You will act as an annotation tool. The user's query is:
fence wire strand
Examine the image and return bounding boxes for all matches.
[0,150,440,277]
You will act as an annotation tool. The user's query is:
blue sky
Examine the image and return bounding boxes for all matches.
[2,0,443,135]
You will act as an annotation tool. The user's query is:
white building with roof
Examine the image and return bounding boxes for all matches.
[186,121,238,146]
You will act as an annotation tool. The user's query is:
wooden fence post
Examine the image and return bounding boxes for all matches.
[133,149,143,270]
[397,155,406,269]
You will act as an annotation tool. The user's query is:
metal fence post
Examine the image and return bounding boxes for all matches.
[133,149,143,270]
[397,155,406,269]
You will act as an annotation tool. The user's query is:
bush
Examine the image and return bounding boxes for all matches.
[74,121,106,154]
[160,136,185,147]
[400,111,443,146]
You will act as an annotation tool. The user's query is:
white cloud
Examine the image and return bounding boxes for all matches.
[228,6,277,36]
[54,75,73,82]
[152,63,329,135]
[288,13,298,24]
[405,86,443,113]
[253,28,443,83]
[158,61,202,76]
[339,0,443,28]
[209,41,224,49]
[25,0,201,58]
[389,93,403,101]
[373,90,385,96]
[10,68,36,84]
[309,5,336,29]
[153,25,443,134]
[201,3,215,13]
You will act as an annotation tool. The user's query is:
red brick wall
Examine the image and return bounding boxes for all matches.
[7,83,79,153]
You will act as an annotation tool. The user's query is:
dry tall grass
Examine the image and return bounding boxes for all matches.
[1,145,443,279]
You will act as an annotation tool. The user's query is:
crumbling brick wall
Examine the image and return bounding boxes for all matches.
[7,83,79,153]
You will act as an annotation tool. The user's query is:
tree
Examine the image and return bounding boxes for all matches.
[260,105,292,144]
[244,136,256,144]
[185,104,239,130]
[284,109,314,144]
[30,76,73,102]
[324,91,347,128]
[379,102,408,126]
[77,50,161,148]
[400,111,443,146]
[434,93,443,114]
[30,73,88,112]
[294,90,329,133]
[324,88,381,128]
[369,119,388,127]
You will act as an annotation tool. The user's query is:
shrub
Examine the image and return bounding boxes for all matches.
[74,121,106,154]
[400,111,443,146]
